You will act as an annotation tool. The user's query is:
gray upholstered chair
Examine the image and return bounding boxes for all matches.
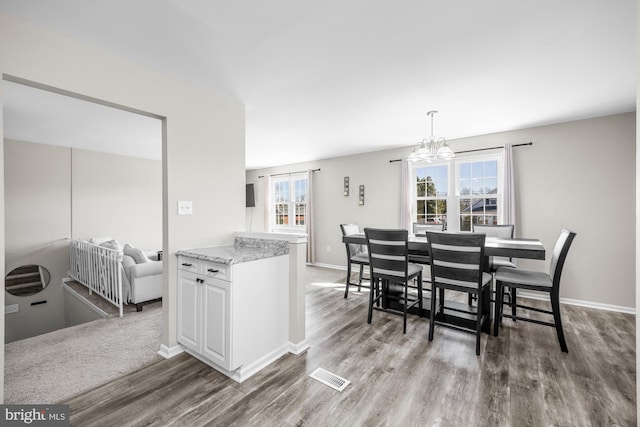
[472,224,516,270]
[340,224,369,298]
[409,222,444,265]
[493,229,577,353]
[412,222,445,235]
[427,231,492,355]
[364,228,423,334]
[470,224,516,306]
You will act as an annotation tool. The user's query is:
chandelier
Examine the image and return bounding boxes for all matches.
[407,110,455,162]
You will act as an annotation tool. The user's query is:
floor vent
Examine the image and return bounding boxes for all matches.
[309,368,350,392]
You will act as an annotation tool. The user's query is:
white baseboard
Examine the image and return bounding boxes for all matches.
[185,342,290,383]
[287,339,310,355]
[158,344,184,359]
[517,291,635,315]
[310,262,346,271]
[231,343,291,383]
[308,263,636,315]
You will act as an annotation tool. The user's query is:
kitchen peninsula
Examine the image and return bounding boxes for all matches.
[176,236,291,382]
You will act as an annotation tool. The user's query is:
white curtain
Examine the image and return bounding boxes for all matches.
[305,170,315,263]
[400,158,412,229]
[264,175,272,231]
[501,143,516,230]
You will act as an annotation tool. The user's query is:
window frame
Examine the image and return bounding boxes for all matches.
[270,173,308,233]
[410,152,504,232]
[412,161,451,227]
[453,153,503,232]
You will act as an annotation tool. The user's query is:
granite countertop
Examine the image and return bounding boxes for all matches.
[176,237,289,265]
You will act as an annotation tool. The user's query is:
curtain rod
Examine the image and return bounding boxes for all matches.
[258,168,320,178]
[388,141,533,163]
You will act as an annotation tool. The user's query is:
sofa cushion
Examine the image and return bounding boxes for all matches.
[124,244,150,264]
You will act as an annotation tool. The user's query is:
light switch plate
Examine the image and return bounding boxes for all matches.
[5,304,18,314]
[178,200,193,215]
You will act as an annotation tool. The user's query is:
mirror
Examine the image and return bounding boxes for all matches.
[5,265,51,296]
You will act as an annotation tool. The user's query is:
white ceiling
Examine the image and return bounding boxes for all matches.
[0,0,636,169]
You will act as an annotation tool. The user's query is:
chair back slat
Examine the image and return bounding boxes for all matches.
[472,224,514,239]
[472,224,515,267]
[340,223,368,257]
[428,232,485,289]
[549,229,577,288]
[413,222,445,235]
[364,228,409,282]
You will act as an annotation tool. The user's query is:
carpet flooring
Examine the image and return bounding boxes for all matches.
[5,301,162,404]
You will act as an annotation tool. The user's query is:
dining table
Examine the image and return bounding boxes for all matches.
[341,232,546,333]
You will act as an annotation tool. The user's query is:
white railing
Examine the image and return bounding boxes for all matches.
[68,239,124,317]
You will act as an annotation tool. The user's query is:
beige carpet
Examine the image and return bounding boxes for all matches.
[5,302,163,404]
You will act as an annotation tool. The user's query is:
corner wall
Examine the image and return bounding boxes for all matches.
[0,12,246,402]
[248,112,636,310]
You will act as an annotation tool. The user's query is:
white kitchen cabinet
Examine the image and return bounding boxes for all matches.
[177,252,289,382]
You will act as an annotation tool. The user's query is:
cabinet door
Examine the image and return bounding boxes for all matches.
[177,272,200,352]
[201,277,232,370]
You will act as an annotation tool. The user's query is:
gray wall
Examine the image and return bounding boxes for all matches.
[63,286,104,328]
[247,112,636,311]
[4,140,70,342]
[0,11,246,401]
[71,148,161,250]
[4,139,162,343]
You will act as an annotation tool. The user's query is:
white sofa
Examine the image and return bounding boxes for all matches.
[90,237,163,311]
[121,249,163,311]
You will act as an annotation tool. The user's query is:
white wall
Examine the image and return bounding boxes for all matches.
[4,140,70,342]
[0,12,246,402]
[63,288,103,328]
[71,148,161,250]
[248,113,636,310]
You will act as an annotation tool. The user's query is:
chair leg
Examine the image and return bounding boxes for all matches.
[344,262,352,299]
[403,281,408,334]
[475,291,482,355]
[494,281,503,336]
[511,287,517,321]
[418,272,423,316]
[428,282,437,341]
[468,293,474,306]
[551,291,568,353]
[357,264,364,291]
[367,277,375,324]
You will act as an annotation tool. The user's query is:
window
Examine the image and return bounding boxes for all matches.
[271,174,307,231]
[415,164,448,225]
[411,154,502,232]
[457,158,500,231]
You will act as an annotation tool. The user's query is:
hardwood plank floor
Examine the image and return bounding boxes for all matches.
[64,266,636,426]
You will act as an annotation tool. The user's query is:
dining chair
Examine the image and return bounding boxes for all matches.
[469,224,516,306]
[408,222,444,265]
[412,222,445,235]
[493,229,577,353]
[364,228,423,334]
[427,231,492,355]
[340,224,370,298]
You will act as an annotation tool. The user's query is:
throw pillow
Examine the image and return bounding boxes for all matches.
[124,243,150,264]
[99,239,123,253]
[89,236,113,245]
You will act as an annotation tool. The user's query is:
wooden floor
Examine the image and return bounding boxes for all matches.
[65,266,636,426]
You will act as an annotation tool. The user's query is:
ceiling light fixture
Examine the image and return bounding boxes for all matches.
[407,110,455,162]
